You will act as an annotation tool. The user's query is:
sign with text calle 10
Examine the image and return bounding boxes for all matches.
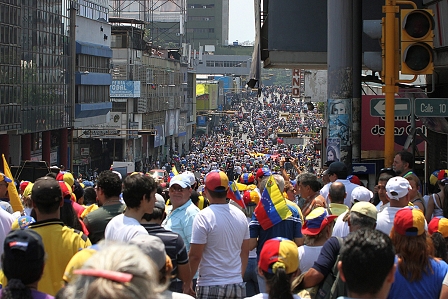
[415,98,448,117]
[362,95,425,152]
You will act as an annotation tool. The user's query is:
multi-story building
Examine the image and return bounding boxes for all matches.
[0,0,21,143]
[186,0,229,48]
[1,0,72,167]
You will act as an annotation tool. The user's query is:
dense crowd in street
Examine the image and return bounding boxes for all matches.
[1,85,448,299]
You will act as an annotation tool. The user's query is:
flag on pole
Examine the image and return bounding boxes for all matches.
[254,175,292,230]
[171,165,179,176]
[227,181,246,209]
[2,154,23,213]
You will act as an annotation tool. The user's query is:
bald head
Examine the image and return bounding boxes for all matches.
[329,182,346,204]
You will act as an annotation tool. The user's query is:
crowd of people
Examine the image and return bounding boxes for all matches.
[0,85,448,299]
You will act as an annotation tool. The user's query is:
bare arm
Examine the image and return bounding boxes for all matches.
[188,243,206,279]
[300,268,325,289]
[240,239,250,277]
[425,194,434,223]
[249,237,258,251]
[177,263,194,296]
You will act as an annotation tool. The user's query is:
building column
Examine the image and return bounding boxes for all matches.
[42,131,51,165]
[0,134,9,170]
[60,128,68,169]
[21,134,31,161]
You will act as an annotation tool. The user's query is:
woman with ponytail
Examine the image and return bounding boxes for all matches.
[245,237,302,299]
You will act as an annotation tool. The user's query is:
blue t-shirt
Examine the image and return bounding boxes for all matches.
[387,257,448,299]
[249,203,302,258]
[312,236,342,277]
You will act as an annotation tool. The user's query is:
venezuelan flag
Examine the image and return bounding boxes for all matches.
[227,181,245,209]
[254,175,292,230]
[171,165,179,176]
[2,154,23,213]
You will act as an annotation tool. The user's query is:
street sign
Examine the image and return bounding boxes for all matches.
[414,98,448,117]
[370,98,411,117]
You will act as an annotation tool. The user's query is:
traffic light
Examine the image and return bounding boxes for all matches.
[400,9,434,75]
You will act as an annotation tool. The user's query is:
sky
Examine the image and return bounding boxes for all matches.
[229,0,255,44]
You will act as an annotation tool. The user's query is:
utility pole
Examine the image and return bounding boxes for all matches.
[69,1,77,171]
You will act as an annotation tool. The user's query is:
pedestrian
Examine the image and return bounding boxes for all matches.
[1,229,53,299]
[84,171,125,244]
[189,170,250,299]
[105,173,157,242]
[338,228,396,299]
[245,237,301,299]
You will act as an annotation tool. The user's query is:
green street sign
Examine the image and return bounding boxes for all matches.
[370,98,411,117]
[415,98,448,117]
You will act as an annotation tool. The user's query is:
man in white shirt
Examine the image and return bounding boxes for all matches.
[189,170,250,299]
[375,176,411,235]
[105,173,157,242]
[320,162,359,207]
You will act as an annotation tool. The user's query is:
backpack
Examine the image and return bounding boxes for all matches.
[314,236,346,299]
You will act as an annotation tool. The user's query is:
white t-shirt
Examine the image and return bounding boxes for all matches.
[375,206,402,235]
[332,211,350,238]
[0,208,14,266]
[298,245,323,273]
[245,293,302,299]
[320,179,359,207]
[105,214,148,242]
[191,204,250,286]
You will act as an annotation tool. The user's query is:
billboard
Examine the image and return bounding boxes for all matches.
[361,95,426,157]
[110,81,141,98]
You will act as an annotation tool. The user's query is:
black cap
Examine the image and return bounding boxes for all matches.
[31,177,62,204]
[3,229,45,284]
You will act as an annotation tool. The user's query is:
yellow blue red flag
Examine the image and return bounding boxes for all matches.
[2,154,23,213]
[254,175,292,230]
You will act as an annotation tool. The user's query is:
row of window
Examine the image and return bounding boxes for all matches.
[186,28,214,33]
[0,64,20,85]
[206,61,248,68]
[0,25,20,45]
[0,46,20,65]
[187,16,214,21]
[0,85,20,105]
[77,0,109,21]
[189,4,215,9]
[76,85,109,104]
[21,104,69,133]
[77,54,110,73]
[0,4,20,26]
[0,103,20,126]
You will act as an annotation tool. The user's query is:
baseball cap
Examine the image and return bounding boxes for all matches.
[430,169,448,186]
[59,181,72,198]
[31,177,62,204]
[393,206,425,236]
[129,234,166,270]
[19,181,31,192]
[386,176,411,200]
[302,207,338,236]
[350,201,377,220]
[0,172,12,183]
[256,167,271,180]
[3,229,45,284]
[347,175,361,185]
[154,193,166,210]
[204,170,229,192]
[351,186,373,205]
[182,171,196,187]
[258,237,299,274]
[169,175,190,189]
[56,171,75,187]
[428,217,448,238]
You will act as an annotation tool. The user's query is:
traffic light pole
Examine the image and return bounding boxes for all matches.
[382,1,398,167]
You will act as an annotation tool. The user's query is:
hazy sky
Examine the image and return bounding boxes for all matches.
[229,0,255,44]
